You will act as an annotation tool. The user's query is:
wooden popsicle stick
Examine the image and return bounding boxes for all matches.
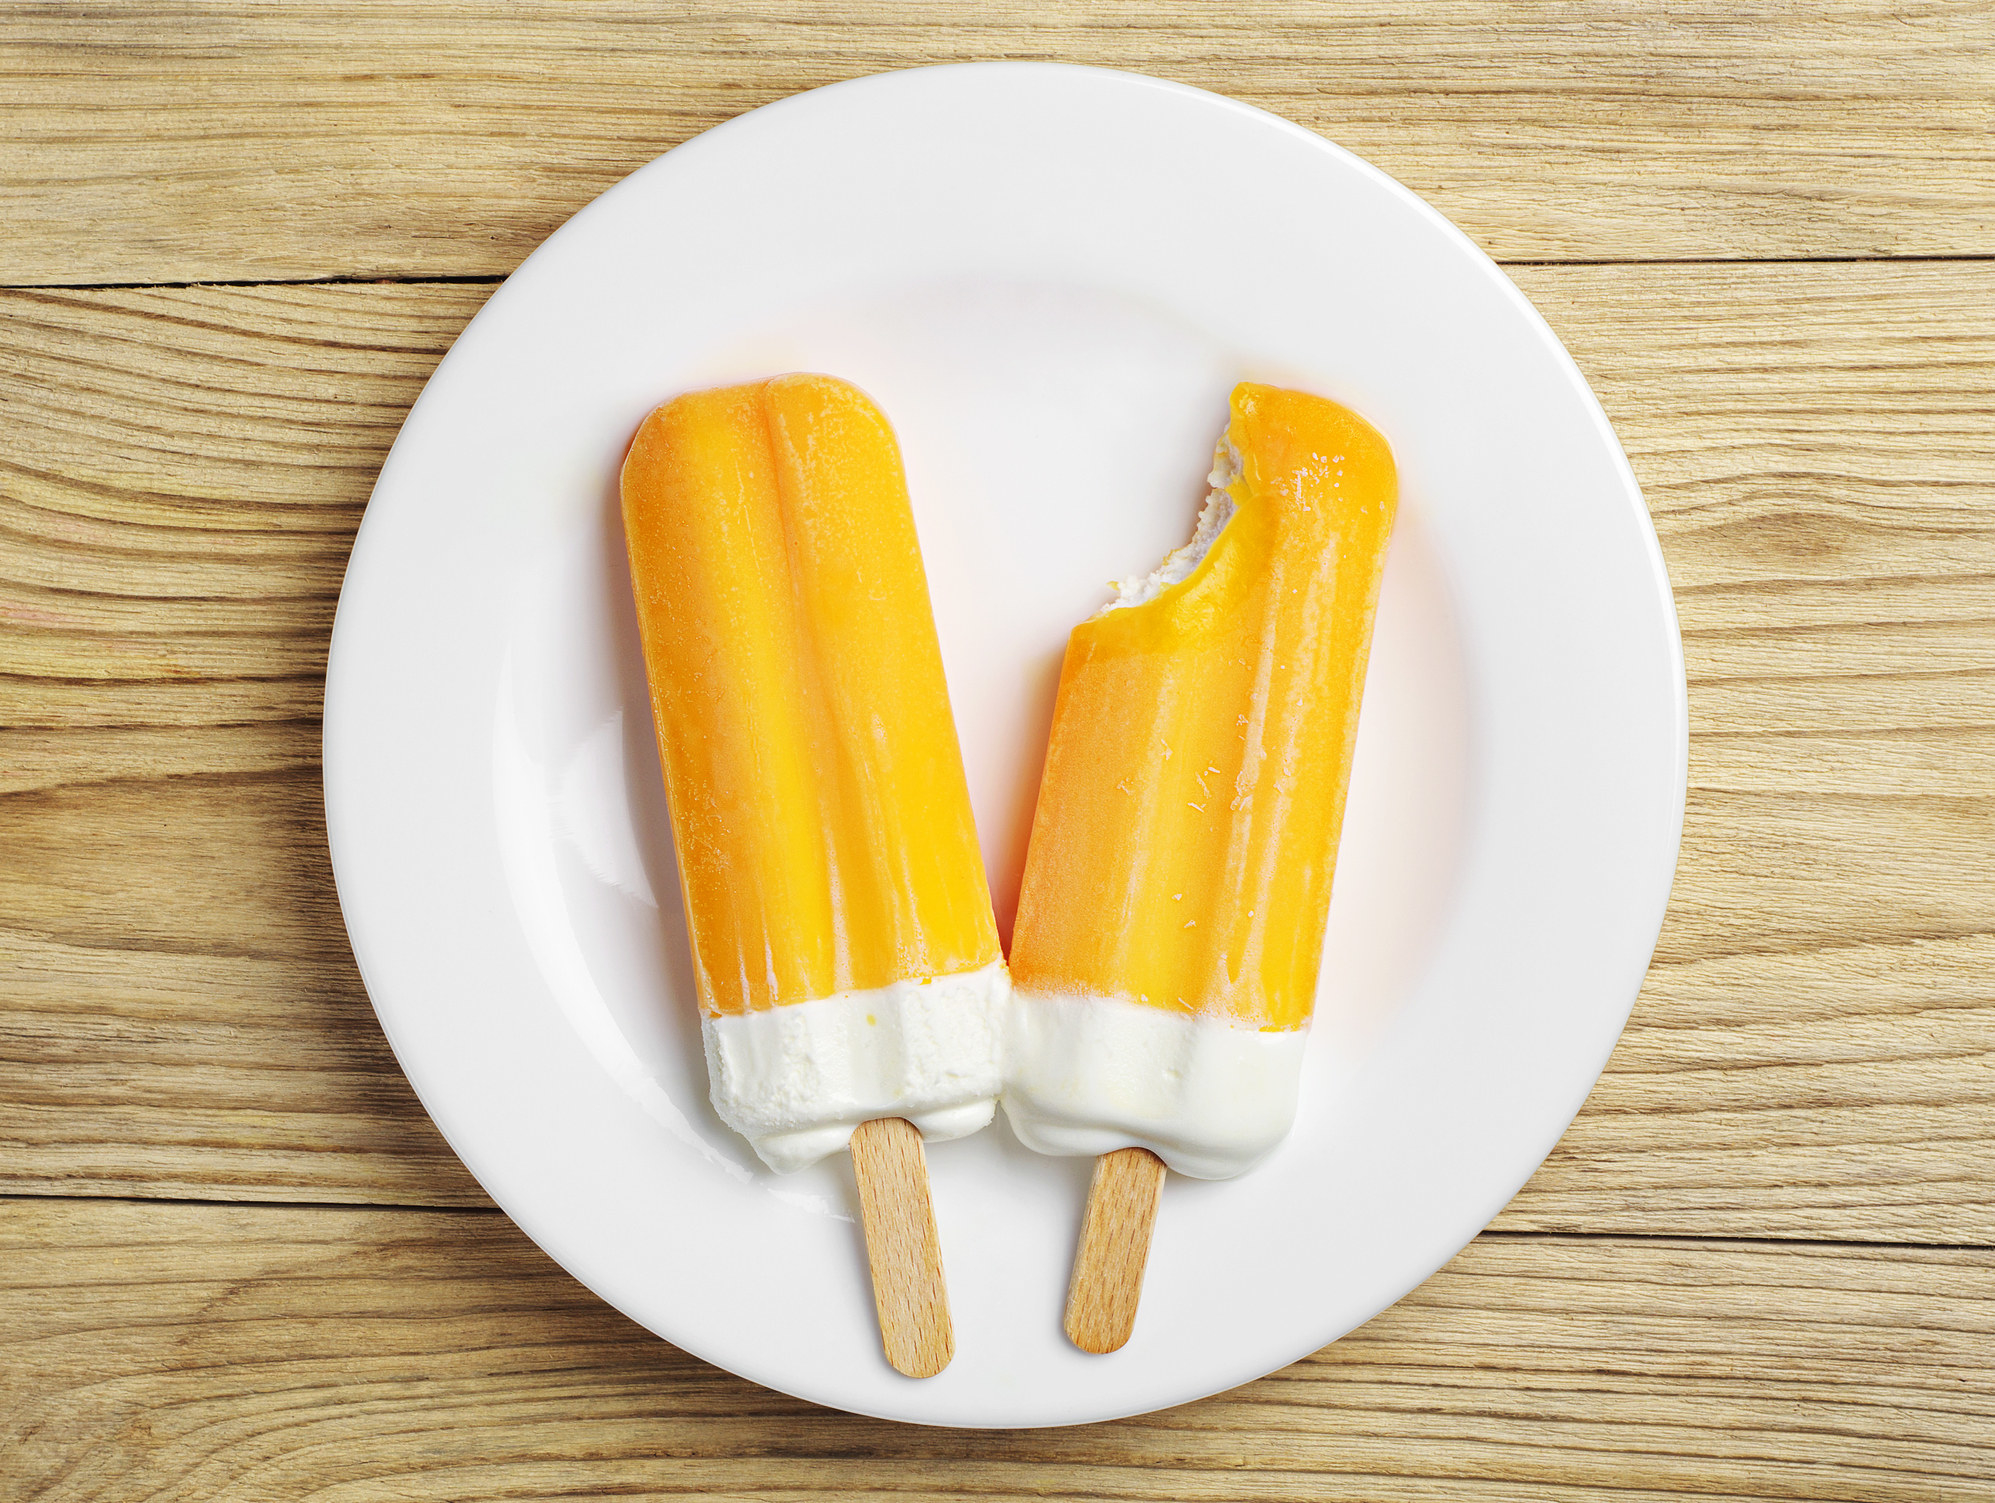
[1064,1146,1168,1354]
[848,1116,954,1378]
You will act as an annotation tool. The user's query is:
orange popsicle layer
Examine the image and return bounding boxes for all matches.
[620,375,1002,1017]
[1011,383,1396,1031]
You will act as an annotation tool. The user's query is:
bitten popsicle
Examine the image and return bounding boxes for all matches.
[621,374,1008,1377]
[1003,382,1397,1353]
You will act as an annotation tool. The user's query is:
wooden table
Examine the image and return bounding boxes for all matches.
[4,5,1992,1496]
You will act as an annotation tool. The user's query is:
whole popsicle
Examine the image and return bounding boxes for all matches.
[621,374,1008,1376]
[1004,382,1397,1352]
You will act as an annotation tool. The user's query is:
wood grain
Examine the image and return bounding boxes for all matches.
[2,265,1992,1237]
[849,1117,954,1379]
[5,7,1991,1489]
[0,283,490,1207]
[1503,261,1995,1241]
[4,2,1995,284]
[3,1198,1990,1500]
[1066,1147,1167,1354]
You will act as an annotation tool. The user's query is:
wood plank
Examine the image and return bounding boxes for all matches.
[1503,261,1995,1239]
[3,2,1994,283]
[2,1199,1989,1500]
[1,266,1992,1238]
[0,284,490,1208]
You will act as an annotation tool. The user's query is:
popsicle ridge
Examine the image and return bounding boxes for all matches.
[1005,383,1397,1177]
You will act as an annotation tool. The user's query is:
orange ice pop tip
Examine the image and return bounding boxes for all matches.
[1003,382,1398,1180]
[621,374,1008,1174]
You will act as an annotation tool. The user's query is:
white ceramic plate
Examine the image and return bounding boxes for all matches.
[324,62,1685,1428]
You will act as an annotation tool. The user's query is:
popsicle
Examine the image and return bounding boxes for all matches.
[1003,382,1397,1352]
[620,374,1007,1376]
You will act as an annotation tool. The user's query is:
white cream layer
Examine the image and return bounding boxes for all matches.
[701,960,1009,1172]
[1002,989,1308,1179]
